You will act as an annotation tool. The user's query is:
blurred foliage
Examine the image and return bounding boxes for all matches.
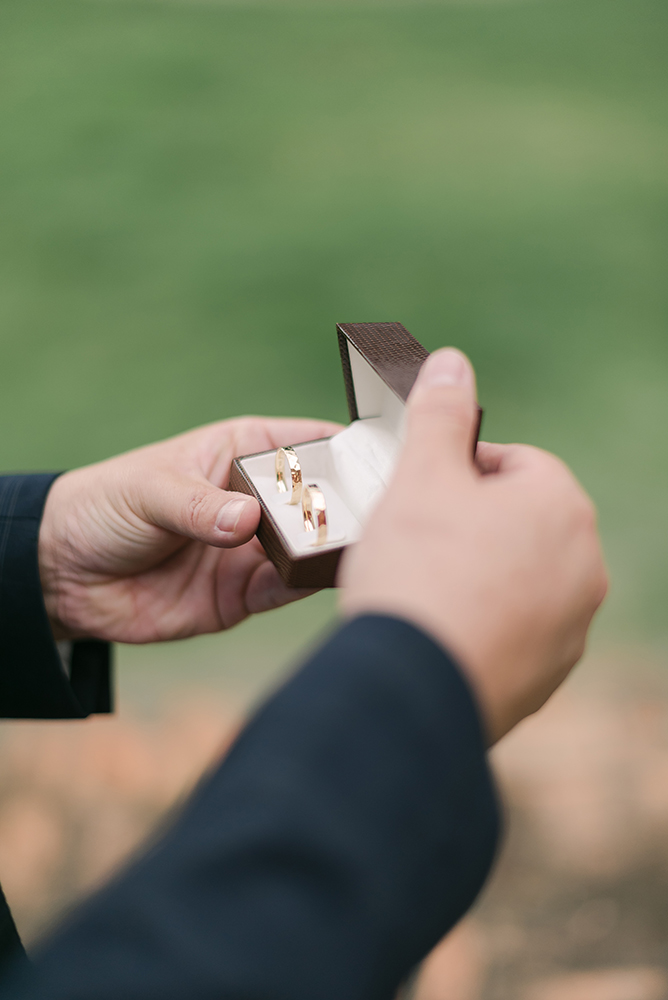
[1,0,667,642]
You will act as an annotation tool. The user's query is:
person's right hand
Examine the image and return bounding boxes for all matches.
[339,348,607,744]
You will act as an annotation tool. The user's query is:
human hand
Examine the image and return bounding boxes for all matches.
[39,417,341,643]
[339,349,607,744]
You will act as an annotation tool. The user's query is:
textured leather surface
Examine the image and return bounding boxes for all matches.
[337,322,429,419]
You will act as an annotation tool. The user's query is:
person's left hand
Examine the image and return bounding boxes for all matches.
[38,417,341,643]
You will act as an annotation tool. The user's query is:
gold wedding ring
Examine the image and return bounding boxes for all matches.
[302,483,327,545]
[275,446,302,505]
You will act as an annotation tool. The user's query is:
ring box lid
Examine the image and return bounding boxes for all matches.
[337,321,430,422]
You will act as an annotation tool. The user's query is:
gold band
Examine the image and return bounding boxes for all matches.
[302,483,327,545]
[275,446,302,505]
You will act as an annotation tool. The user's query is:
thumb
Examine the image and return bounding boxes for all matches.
[137,476,261,548]
[402,348,478,476]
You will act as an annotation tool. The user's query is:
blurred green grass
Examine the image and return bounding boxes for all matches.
[1,0,667,661]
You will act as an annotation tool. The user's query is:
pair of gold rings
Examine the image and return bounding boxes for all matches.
[275,446,327,545]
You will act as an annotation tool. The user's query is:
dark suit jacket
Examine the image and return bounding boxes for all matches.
[0,475,112,976]
[0,474,499,1000]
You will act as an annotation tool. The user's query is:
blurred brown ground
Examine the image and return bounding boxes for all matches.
[3,648,668,1000]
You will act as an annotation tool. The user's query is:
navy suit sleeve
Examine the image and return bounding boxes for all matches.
[0,475,112,719]
[8,615,500,1000]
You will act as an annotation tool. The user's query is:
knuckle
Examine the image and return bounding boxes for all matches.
[185,488,211,533]
[246,416,266,437]
[573,492,598,533]
[539,450,572,480]
[530,448,575,482]
[232,416,267,454]
[595,565,609,605]
[235,415,256,435]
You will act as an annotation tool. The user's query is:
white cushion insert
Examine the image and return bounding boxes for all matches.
[238,343,411,557]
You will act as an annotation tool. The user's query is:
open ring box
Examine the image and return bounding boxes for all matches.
[229,322,482,588]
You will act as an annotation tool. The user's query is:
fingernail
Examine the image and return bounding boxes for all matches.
[420,348,470,387]
[216,498,252,534]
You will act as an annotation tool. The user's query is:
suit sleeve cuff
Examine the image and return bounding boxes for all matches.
[0,474,113,719]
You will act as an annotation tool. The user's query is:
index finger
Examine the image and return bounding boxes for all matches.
[264,418,344,448]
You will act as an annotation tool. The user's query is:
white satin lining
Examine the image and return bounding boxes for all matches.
[238,345,407,556]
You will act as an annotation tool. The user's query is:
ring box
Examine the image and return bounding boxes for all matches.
[228,322,481,588]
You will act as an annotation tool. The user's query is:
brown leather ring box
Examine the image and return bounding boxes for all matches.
[228,322,482,589]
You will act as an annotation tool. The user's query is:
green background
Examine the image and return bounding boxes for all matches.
[1,0,667,684]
